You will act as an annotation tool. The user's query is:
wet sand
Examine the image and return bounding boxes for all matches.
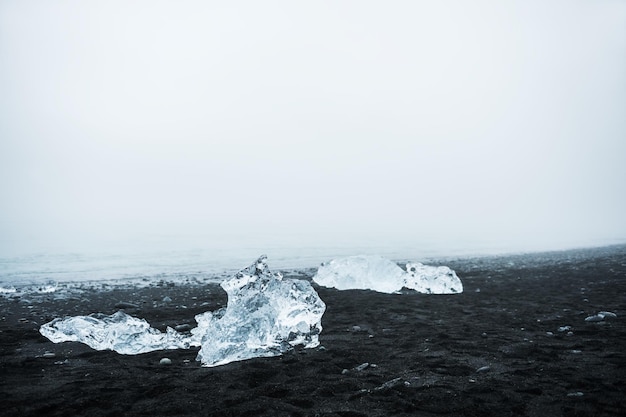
[1,245,625,416]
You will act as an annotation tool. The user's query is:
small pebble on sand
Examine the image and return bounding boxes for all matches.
[159,358,172,365]
[585,311,617,322]
[354,362,369,371]
[174,324,192,332]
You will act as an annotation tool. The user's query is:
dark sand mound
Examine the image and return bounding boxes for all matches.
[1,245,625,416]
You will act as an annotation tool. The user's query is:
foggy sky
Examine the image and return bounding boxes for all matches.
[1,0,625,257]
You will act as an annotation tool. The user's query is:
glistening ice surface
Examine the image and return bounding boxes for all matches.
[313,255,463,294]
[194,255,326,367]
[39,256,326,367]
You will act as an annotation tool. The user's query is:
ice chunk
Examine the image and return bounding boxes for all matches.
[312,255,406,293]
[313,255,463,294]
[194,255,326,367]
[40,311,191,354]
[404,262,463,294]
[39,256,326,367]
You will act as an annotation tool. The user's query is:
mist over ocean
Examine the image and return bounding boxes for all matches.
[2,232,624,287]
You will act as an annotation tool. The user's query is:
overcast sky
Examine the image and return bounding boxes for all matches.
[1,0,625,257]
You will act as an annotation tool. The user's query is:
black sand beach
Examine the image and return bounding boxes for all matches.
[1,245,625,416]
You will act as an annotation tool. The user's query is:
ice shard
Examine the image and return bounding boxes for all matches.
[39,256,326,367]
[194,255,326,367]
[39,311,191,354]
[313,255,463,294]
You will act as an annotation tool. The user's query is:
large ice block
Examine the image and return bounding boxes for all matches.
[313,255,463,294]
[194,255,326,367]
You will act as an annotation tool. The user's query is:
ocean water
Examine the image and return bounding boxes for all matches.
[1,234,623,290]
[0,242,434,288]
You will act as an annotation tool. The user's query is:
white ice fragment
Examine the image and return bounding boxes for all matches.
[598,311,617,318]
[194,255,326,367]
[36,282,58,293]
[313,255,463,294]
[0,286,17,294]
[40,311,191,354]
[404,262,463,294]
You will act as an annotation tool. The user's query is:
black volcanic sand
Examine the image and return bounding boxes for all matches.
[1,246,626,417]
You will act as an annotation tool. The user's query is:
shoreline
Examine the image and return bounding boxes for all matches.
[0,242,626,296]
[2,243,625,297]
